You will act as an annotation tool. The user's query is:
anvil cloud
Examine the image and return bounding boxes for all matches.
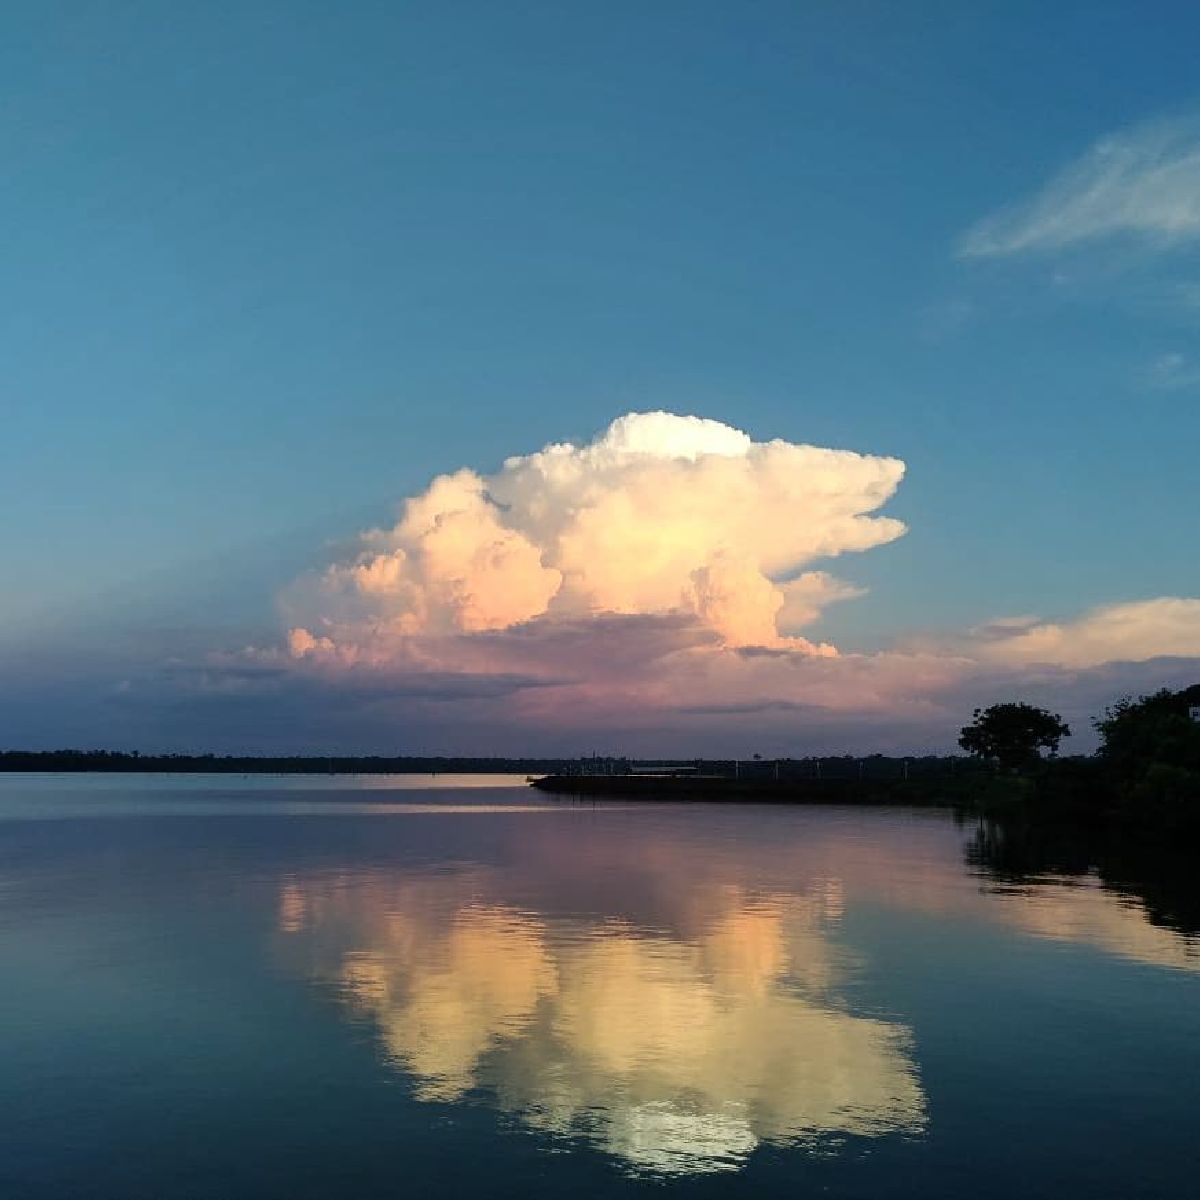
[284,412,905,658]
[216,411,1200,754]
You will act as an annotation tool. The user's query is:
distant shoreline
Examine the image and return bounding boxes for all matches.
[0,754,565,775]
[0,751,579,775]
[0,750,979,788]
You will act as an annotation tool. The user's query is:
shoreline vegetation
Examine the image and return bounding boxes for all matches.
[4,683,1196,825]
[536,685,1200,835]
[0,748,989,788]
[4,688,1197,939]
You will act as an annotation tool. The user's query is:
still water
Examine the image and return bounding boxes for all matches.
[1,775,1197,1198]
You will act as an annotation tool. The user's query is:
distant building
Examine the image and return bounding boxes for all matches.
[1190,704,1200,723]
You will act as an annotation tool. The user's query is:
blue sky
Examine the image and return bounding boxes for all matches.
[3,2,1199,752]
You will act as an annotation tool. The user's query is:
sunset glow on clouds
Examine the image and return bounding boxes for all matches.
[285,412,905,654]
[272,834,931,1174]
[4,9,1200,767]
[231,411,1200,753]
[952,598,1200,669]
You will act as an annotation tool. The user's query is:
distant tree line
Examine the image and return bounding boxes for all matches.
[5,682,1197,826]
[0,748,989,782]
[0,750,578,775]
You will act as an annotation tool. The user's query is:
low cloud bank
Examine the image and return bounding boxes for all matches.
[950,598,1200,668]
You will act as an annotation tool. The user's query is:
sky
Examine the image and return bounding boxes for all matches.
[2,1,1199,755]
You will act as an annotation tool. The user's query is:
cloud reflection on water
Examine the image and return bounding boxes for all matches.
[270,805,1200,1176]
[276,873,925,1175]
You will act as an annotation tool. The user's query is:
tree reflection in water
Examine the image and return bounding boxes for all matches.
[966,813,1200,954]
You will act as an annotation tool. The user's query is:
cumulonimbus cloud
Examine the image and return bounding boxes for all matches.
[284,411,906,658]
[960,115,1200,257]
[215,411,1200,754]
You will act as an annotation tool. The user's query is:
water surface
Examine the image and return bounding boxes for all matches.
[1,774,1197,1198]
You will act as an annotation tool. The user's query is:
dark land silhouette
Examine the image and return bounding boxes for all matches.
[0,750,575,775]
[5,683,1198,832]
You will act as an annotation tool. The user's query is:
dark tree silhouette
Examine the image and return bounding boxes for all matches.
[1095,686,1200,776]
[1093,685,1200,814]
[959,702,1070,770]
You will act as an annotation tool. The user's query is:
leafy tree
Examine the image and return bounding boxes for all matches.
[1094,686,1200,818]
[1095,686,1200,777]
[959,702,1070,770]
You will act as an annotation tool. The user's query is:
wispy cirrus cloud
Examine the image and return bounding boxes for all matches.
[1140,350,1200,391]
[960,115,1200,258]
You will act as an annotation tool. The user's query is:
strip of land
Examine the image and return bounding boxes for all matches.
[529,773,960,803]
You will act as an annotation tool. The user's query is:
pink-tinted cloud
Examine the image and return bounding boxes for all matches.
[283,411,905,654]
[964,598,1200,668]
[200,411,1200,754]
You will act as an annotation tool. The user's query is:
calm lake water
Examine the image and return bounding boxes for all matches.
[1,775,1198,1199]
